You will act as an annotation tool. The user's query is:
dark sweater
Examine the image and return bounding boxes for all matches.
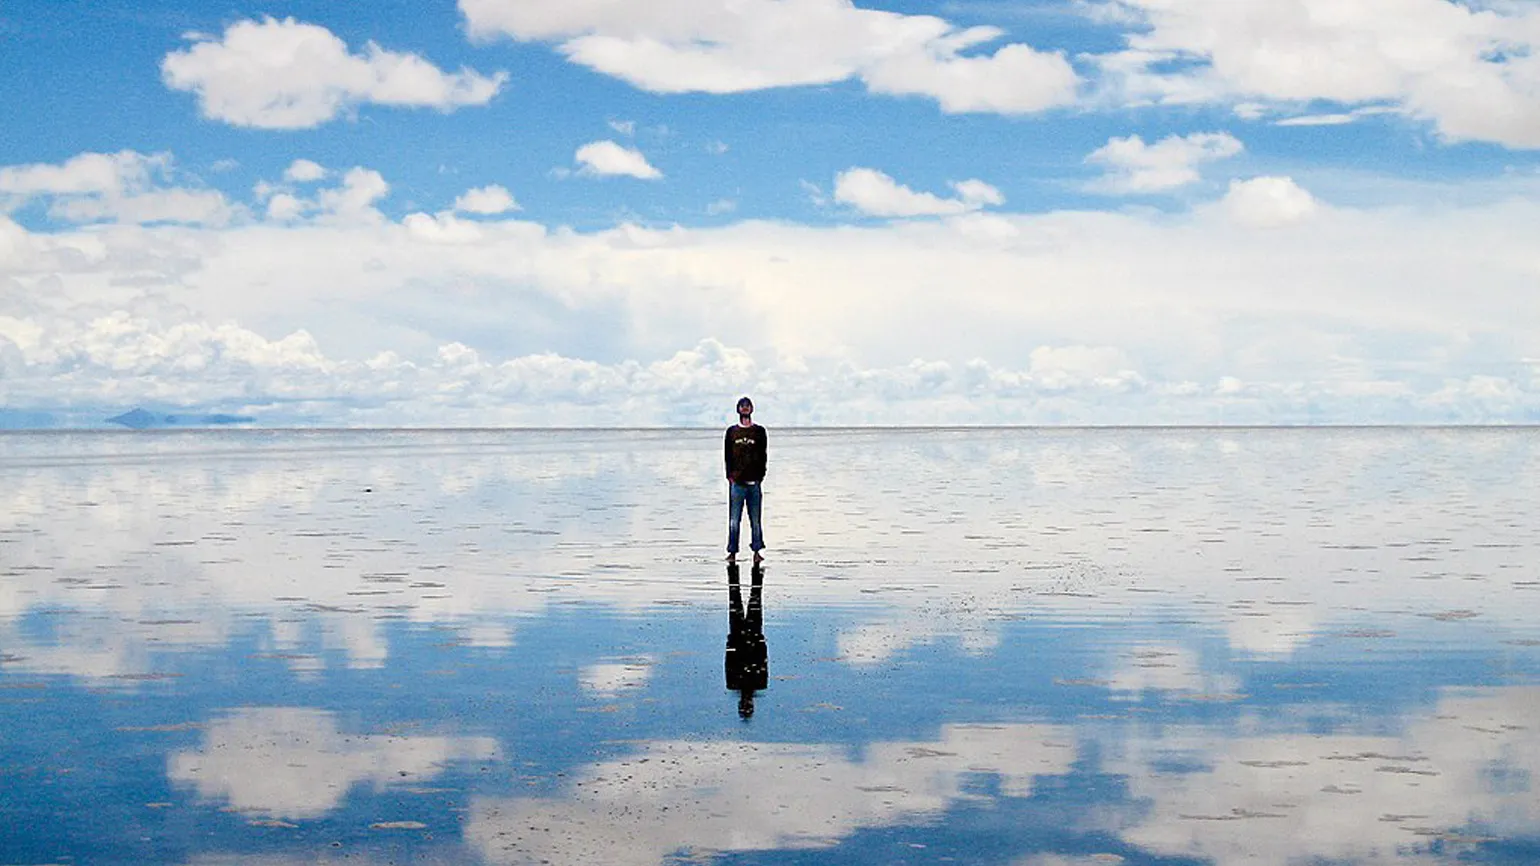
[724,423,767,484]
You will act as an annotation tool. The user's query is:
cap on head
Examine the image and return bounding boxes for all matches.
[736,397,754,414]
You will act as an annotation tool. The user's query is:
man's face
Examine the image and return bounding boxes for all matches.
[737,402,752,420]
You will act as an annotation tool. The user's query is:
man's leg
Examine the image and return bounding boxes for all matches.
[727,482,746,558]
[746,482,764,556]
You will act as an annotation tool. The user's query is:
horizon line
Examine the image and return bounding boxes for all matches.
[5,423,1540,433]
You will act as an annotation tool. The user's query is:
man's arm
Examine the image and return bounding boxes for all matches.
[724,428,735,481]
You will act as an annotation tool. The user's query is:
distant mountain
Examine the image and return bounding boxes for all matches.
[106,408,255,429]
[0,409,58,429]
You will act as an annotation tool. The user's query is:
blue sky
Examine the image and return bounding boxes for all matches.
[2,0,1540,426]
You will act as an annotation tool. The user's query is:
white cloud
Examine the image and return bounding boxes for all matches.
[315,167,390,223]
[834,167,1003,217]
[265,193,306,222]
[161,17,507,129]
[51,188,234,225]
[282,159,327,183]
[252,165,391,224]
[1090,0,1540,148]
[862,31,1080,114]
[1029,345,1144,391]
[453,184,520,214]
[607,119,636,136]
[1085,132,1244,193]
[0,150,235,226]
[1275,113,1357,127]
[6,152,1540,425]
[574,140,662,179]
[1221,176,1320,227]
[1275,105,1402,127]
[0,150,154,198]
[404,210,485,244]
[458,0,1078,115]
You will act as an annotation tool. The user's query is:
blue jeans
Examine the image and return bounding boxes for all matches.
[727,481,764,554]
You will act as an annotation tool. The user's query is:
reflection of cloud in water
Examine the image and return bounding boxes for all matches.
[0,606,229,680]
[180,850,452,856]
[1220,604,1320,657]
[4,429,1540,682]
[464,622,515,649]
[1109,686,1540,865]
[184,850,397,856]
[321,613,389,670]
[1016,850,1127,856]
[1106,643,1241,698]
[467,724,1076,865]
[168,707,499,819]
[578,657,656,696]
[837,618,1000,665]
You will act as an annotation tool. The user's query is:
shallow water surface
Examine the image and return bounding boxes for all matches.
[2,428,1538,864]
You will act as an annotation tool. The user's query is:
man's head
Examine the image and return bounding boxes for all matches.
[736,397,753,420]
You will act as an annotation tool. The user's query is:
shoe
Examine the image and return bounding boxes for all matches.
[752,551,763,564]
[726,553,737,563]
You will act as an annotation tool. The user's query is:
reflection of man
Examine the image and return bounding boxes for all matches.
[723,396,767,564]
[725,563,768,719]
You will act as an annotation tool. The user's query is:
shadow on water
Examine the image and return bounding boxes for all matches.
[725,562,768,719]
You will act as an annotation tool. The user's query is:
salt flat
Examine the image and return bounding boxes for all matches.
[1,428,1537,864]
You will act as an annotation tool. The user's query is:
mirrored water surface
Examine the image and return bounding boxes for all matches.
[2,428,1538,865]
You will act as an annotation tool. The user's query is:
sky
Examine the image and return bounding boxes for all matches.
[1,0,1539,427]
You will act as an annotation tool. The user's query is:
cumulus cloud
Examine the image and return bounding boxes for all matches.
[453,184,519,215]
[834,168,1003,217]
[1029,346,1144,391]
[282,159,327,183]
[458,0,1077,114]
[5,152,1540,425]
[254,165,390,224]
[317,167,391,223]
[1090,0,1540,148]
[403,210,485,244]
[265,193,306,222]
[52,189,234,225]
[0,150,153,198]
[1221,176,1320,227]
[161,17,507,129]
[574,140,662,179]
[860,28,1080,114]
[1085,132,1244,193]
[0,150,234,226]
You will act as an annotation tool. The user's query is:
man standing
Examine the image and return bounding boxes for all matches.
[724,396,767,564]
